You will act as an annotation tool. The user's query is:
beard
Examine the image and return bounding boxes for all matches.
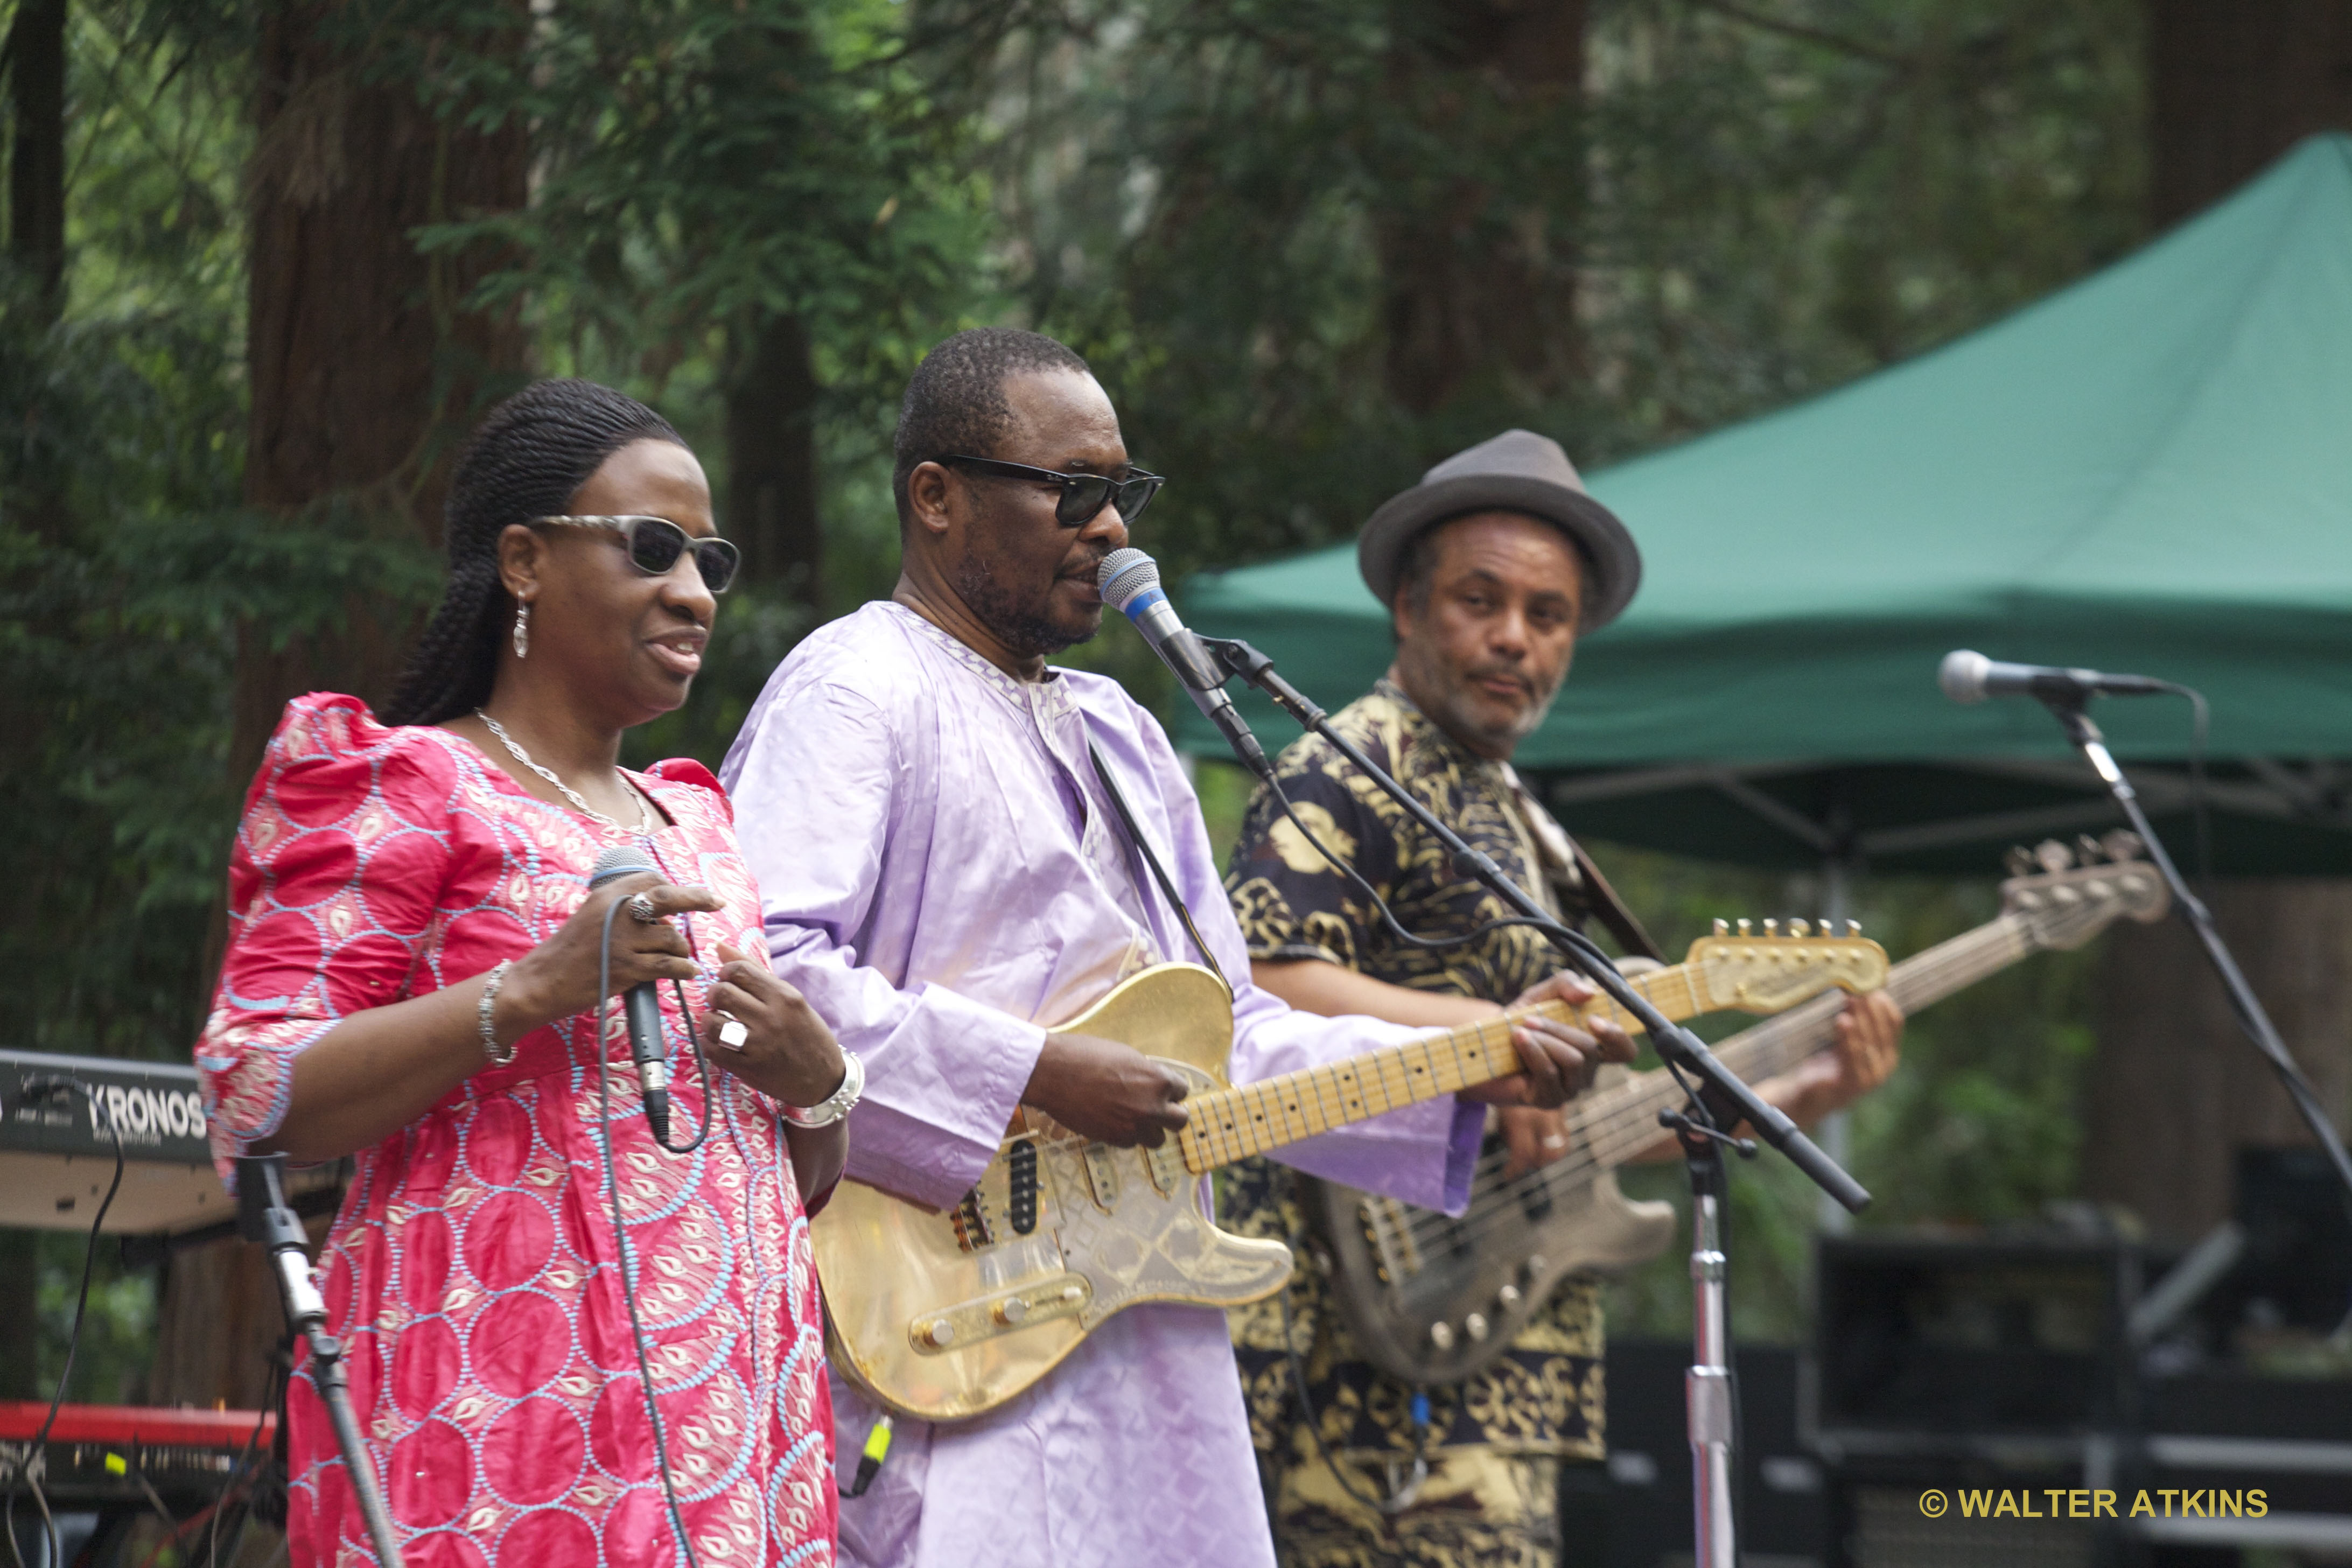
[953,550,1097,659]
[1398,639,1566,756]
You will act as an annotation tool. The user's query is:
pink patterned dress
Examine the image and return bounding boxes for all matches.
[197,694,836,1568]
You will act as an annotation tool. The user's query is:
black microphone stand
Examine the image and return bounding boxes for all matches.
[1200,636,1870,1568]
[237,1154,406,1568]
[2036,696,2352,1206]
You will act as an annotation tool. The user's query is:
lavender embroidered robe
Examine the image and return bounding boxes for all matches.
[721,602,1481,1568]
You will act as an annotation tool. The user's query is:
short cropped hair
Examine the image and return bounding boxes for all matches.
[891,328,1091,526]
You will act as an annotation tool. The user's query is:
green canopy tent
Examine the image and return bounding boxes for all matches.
[1174,134,2352,878]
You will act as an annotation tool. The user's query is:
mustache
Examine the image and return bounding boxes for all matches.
[1464,662,1537,694]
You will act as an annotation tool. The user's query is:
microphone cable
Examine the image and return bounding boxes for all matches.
[1,1075,125,1568]
[590,891,719,1568]
[1258,771,1580,961]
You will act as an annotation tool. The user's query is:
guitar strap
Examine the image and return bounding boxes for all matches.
[1569,842,1667,966]
[1086,740,1230,991]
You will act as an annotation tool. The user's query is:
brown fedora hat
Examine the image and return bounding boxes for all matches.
[1357,429,1641,630]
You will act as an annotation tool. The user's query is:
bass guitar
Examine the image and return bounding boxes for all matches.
[1314,835,2172,1385]
[813,926,1887,1421]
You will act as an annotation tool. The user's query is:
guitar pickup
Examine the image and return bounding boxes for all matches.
[1007,1139,1040,1235]
[1143,1142,1185,1196]
[909,1275,1095,1354]
[1360,1195,1424,1284]
[1082,1143,1120,1210]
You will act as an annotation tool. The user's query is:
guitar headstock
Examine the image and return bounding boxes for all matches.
[1999,832,2171,949]
[1682,921,1890,1013]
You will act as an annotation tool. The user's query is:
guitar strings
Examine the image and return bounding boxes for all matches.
[1404,885,2112,1236]
[1412,906,2075,1255]
[1402,924,2021,1244]
[1391,920,2034,1251]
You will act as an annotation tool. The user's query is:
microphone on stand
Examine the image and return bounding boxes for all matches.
[1938,649,2172,705]
[590,844,671,1142]
[1097,548,1272,778]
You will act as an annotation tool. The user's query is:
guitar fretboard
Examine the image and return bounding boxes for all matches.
[1177,962,1710,1173]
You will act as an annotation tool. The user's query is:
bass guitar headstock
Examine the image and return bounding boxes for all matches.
[2000,831,2171,949]
[1682,922,1890,1013]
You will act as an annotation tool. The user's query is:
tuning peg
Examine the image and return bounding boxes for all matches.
[1713,918,1729,936]
[1845,920,1860,936]
[1788,918,1810,936]
[2005,845,2036,877]
[2102,829,2145,863]
[1737,919,1752,936]
[1762,918,1779,936]
[2034,839,2074,874]
[2077,834,2109,866]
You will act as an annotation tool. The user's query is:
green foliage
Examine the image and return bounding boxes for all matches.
[931,0,2143,590]
[1,2,256,1058]
[6,0,2152,1380]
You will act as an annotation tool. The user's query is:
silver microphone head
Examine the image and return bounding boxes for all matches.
[590,844,658,887]
[1098,547,1160,612]
[1939,649,1992,704]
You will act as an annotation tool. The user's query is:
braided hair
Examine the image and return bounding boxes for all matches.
[381,379,685,727]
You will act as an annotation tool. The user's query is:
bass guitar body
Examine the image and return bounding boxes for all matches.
[814,963,1293,1424]
[1312,1121,1675,1385]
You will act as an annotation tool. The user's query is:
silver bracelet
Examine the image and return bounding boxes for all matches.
[478,960,517,1066]
[784,1050,863,1129]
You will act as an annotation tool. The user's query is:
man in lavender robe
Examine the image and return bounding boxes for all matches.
[720,328,1633,1567]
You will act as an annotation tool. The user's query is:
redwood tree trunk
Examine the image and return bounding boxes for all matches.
[2148,0,2352,227]
[1375,0,1587,415]
[725,312,823,605]
[6,0,65,311]
[2,0,69,1403]
[230,0,530,782]
[165,1,529,1415]
[2085,881,2352,1237]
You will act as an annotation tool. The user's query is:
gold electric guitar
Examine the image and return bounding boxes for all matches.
[1316,835,2173,1386]
[812,926,1887,1422]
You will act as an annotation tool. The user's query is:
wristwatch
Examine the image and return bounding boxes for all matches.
[785,1050,864,1129]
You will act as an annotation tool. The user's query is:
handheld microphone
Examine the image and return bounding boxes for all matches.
[1939,649,2172,705]
[1098,548,1272,778]
[590,845,671,1142]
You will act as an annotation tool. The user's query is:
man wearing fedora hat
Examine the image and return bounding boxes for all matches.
[1221,430,1904,1567]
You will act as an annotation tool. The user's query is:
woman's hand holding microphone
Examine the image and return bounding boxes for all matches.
[494,873,848,1111]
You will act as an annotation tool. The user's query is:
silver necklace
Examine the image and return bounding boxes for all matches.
[475,709,652,834]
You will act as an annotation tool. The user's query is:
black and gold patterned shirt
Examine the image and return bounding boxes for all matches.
[1222,676,1610,1487]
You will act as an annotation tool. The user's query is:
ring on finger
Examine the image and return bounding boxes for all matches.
[626,893,662,925]
[713,1010,749,1051]
[1541,1133,1569,1151]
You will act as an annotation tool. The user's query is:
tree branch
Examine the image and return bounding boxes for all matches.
[1689,0,1911,69]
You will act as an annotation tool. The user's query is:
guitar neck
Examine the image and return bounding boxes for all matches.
[1569,913,2035,1169]
[1177,960,1716,1174]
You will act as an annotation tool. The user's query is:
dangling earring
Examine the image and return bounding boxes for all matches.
[513,602,531,660]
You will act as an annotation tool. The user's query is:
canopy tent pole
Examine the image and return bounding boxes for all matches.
[1817,782,1859,1234]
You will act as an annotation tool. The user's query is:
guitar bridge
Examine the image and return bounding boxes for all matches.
[953,1188,995,1251]
[1360,1195,1425,1285]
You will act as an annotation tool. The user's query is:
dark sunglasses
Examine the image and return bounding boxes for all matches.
[937,455,1165,527]
[527,514,741,593]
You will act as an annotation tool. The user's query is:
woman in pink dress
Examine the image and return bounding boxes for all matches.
[197,380,849,1567]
